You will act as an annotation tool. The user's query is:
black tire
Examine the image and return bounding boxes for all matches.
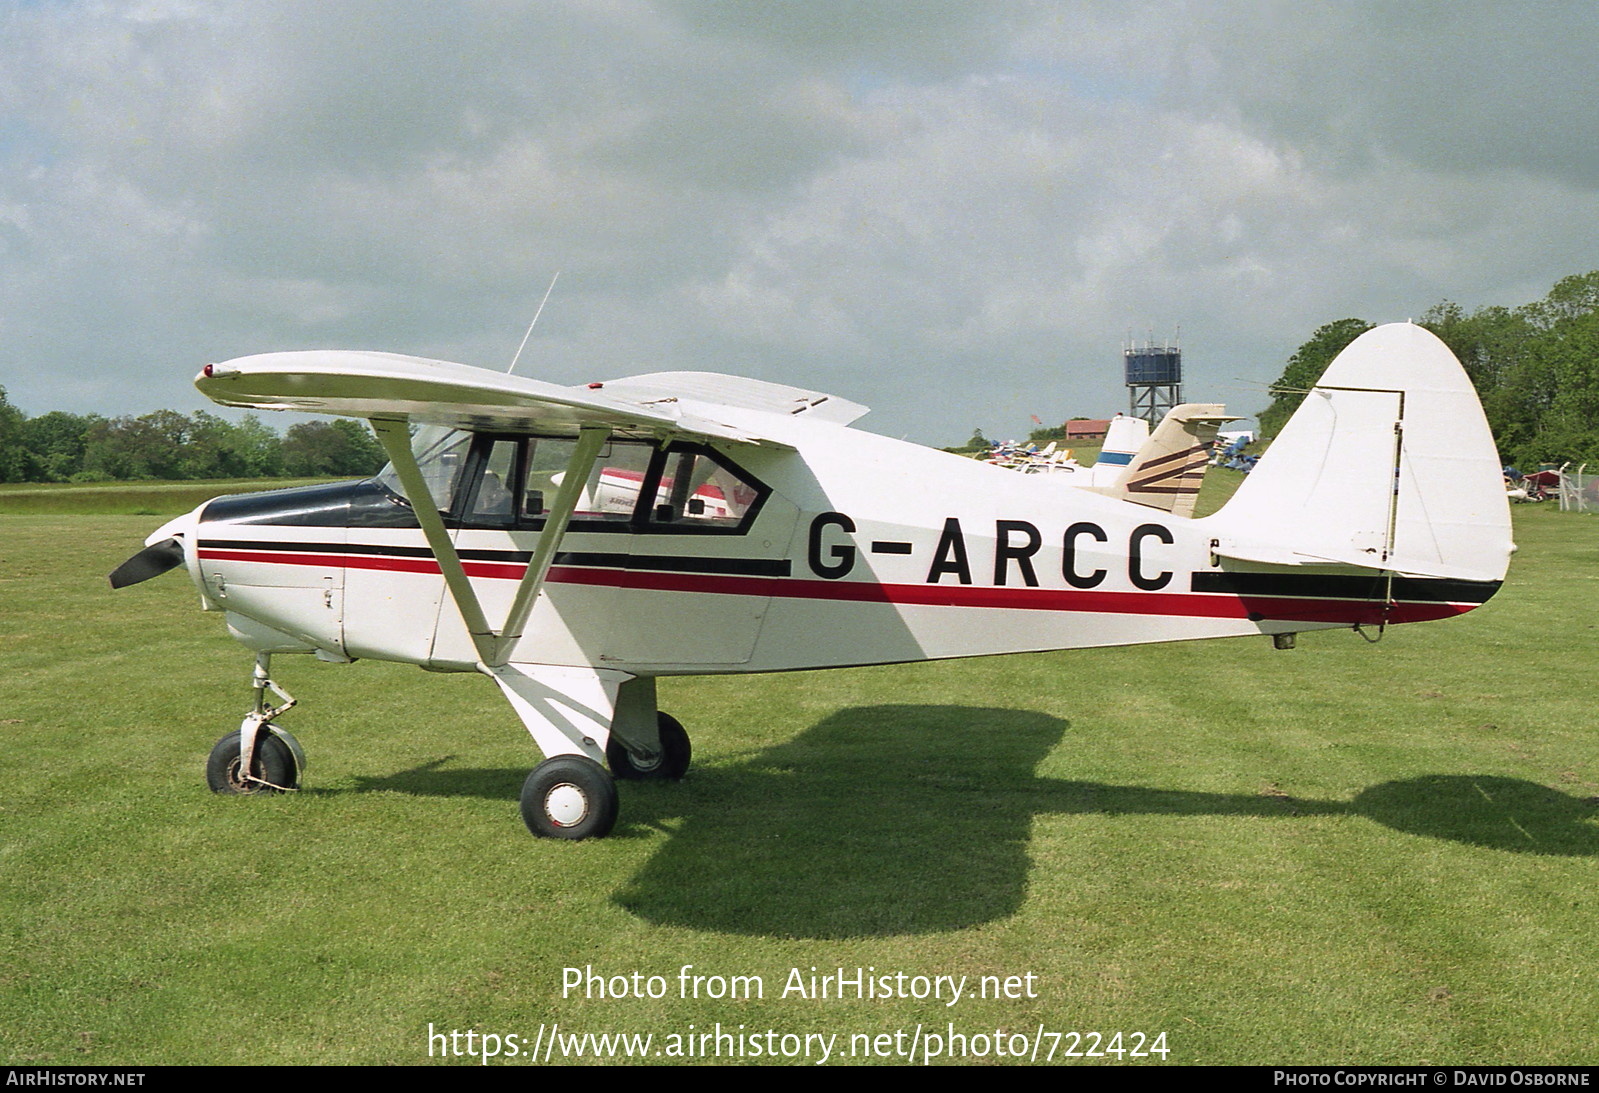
[606,712,691,781]
[520,755,618,839]
[206,729,299,795]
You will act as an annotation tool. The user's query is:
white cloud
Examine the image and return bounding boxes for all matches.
[1,1,1597,443]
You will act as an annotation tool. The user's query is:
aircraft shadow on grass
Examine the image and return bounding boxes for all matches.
[339,706,1599,939]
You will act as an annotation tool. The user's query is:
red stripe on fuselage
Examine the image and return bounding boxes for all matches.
[196,547,1477,625]
[201,548,439,575]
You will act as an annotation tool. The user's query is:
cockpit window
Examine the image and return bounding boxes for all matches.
[375,426,472,512]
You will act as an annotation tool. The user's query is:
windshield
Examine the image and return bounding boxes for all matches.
[374,426,471,511]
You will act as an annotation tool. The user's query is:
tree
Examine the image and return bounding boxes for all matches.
[1526,271,1599,328]
[1420,301,1541,459]
[281,419,387,477]
[82,415,173,480]
[1520,306,1599,465]
[0,386,27,483]
[20,411,97,481]
[1257,319,1374,437]
[329,419,386,475]
[225,414,284,478]
[176,411,241,479]
[1261,272,1599,467]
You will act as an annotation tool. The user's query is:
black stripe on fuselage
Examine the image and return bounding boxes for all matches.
[1191,570,1500,604]
[197,538,792,577]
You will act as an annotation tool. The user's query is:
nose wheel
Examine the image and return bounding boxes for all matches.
[207,652,304,795]
[207,728,302,794]
[520,755,618,840]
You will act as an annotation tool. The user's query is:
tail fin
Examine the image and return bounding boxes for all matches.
[1093,404,1235,518]
[1207,323,1512,582]
[1088,415,1149,487]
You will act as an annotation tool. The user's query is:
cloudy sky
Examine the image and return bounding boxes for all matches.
[3,1,1597,444]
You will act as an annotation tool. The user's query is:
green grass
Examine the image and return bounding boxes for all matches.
[0,477,343,516]
[1062,441,1104,465]
[1,501,1595,1065]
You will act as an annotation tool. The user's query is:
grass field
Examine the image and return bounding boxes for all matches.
[1,479,1595,1065]
[0,477,339,516]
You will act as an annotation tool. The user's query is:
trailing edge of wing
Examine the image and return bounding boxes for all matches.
[597,371,870,426]
[195,350,788,446]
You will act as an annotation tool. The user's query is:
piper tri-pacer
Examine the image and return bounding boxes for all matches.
[111,324,1513,839]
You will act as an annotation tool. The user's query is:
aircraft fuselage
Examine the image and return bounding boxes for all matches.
[185,421,1494,677]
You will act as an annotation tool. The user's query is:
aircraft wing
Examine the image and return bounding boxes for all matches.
[195,350,794,446]
[597,371,870,426]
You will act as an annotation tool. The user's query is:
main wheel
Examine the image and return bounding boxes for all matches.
[206,729,300,795]
[520,755,618,839]
[606,712,691,781]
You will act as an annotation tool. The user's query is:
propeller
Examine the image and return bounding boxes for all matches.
[109,537,186,589]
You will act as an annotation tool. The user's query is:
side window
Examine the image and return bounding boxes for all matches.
[646,447,764,531]
[448,435,767,534]
[523,438,655,526]
[463,438,520,527]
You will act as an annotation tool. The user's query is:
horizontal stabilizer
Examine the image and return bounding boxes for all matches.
[1210,539,1506,581]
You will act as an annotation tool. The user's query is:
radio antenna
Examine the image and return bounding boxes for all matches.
[507,270,560,375]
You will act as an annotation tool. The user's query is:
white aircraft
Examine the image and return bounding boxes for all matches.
[984,405,1234,521]
[111,323,1513,839]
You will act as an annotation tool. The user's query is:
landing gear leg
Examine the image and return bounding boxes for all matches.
[206,653,305,795]
[484,663,638,839]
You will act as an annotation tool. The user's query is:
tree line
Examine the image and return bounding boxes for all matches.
[7,271,1597,483]
[1260,271,1599,468]
[0,402,387,483]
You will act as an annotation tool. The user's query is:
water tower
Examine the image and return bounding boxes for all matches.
[1125,335,1181,425]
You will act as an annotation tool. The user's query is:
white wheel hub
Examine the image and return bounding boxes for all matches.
[544,783,589,827]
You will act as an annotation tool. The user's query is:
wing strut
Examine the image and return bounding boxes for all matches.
[491,425,609,666]
[370,418,610,668]
[371,418,495,662]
